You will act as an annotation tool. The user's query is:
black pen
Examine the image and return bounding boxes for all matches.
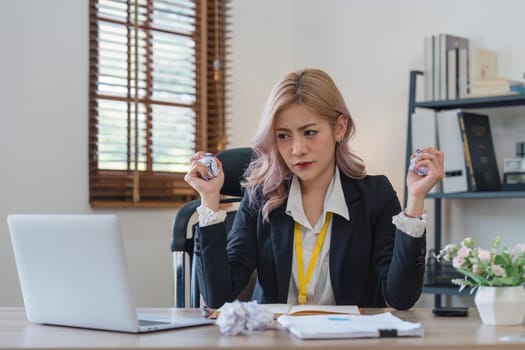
[201,305,211,318]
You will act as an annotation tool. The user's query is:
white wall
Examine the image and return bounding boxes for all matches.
[0,0,184,307]
[228,0,294,147]
[0,0,293,307]
[2,0,525,307]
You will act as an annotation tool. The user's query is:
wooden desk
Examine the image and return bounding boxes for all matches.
[0,307,523,349]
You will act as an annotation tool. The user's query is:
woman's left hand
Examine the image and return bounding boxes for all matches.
[405,147,444,216]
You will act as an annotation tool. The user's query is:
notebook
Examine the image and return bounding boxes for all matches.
[7,214,214,333]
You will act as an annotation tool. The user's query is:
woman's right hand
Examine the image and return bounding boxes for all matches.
[184,151,224,211]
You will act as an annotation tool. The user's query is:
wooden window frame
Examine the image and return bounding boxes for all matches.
[88,0,229,208]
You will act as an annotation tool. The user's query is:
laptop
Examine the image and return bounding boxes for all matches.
[7,214,214,333]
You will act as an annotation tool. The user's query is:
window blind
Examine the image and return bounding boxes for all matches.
[89,0,229,207]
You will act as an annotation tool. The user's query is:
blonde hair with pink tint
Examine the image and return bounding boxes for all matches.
[243,69,366,221]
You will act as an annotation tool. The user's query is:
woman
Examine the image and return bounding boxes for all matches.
[185,68,443,310]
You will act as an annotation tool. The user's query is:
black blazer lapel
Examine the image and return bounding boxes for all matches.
[269,205,294,303]
[329,174,362,301]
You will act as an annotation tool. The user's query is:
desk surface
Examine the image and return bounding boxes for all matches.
[0,307,523,350]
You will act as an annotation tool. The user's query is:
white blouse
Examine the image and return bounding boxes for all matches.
[285,167,349,305]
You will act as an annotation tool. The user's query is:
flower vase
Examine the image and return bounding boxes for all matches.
[474,285,525,325]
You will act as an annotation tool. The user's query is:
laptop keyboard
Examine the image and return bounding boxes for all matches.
[139,319,171,326]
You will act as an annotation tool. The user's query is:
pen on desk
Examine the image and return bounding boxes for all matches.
[201,305,211,318]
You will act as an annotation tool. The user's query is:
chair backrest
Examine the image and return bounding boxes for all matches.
[170,147,253,308]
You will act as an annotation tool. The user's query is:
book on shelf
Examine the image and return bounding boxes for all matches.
[436,109,469,193]
[423,36,510,100]
[277,312,423,340]
[447,47,470,99]
[447,49,457,100]
[425,33,469,101]
[458,47,469,98]
[439,34,469,100]
[411,108,440,193]
[457,111,501,191]
[467,79,525,97]
[470,78,523,86]
[470,47,498,82]
[424,36,434,101]
[432,35,440,101]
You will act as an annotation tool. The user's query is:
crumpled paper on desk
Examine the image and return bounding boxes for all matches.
[215,300,274,335]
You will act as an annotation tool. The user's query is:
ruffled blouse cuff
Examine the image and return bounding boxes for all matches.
[392,210,427,238]
[197,205,227,227]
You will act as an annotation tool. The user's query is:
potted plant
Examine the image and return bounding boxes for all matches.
[436,237,525,325]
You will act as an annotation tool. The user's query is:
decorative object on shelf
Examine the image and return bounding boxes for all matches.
[502,141,525,191]
[436,237,525,325]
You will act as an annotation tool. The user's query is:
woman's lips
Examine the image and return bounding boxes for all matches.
[294,161,313,169]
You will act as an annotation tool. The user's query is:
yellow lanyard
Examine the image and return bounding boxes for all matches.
[293,212,332,305]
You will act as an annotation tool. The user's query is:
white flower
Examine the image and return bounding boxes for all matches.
[477,248,491,263]
[437,244,457,262]
[451,278,468,292]
[453,256,465,268]
[440,236,525,288]
[490,264,506,277]
[457,246,471,259]
[462,237,474,248]
[443,243,457,251]
[451,278,463,285]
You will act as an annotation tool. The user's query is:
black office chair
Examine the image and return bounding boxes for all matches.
[170,147,254,308]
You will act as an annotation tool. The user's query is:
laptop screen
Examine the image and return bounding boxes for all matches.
[8,214,142,332]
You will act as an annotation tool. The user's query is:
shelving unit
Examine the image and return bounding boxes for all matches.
[406,70,525,308]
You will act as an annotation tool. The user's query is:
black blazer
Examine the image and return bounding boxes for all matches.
[194,173,426,310]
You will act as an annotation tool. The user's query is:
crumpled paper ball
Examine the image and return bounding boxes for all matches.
[215,300,274,335]
[409,148,429,176]
[198,153,219,179]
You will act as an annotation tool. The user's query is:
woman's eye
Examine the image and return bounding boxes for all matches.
[305,130,318,137]
[277,133,290,140]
